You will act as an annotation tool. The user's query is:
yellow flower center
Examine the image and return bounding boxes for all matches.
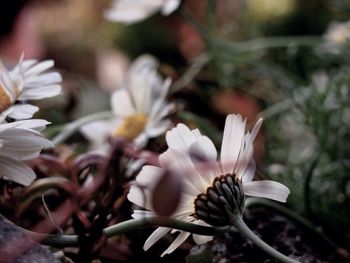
[0,85,12,112]
[112,114,148,141]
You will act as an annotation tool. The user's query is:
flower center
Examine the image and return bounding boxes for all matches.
[193,174,245,226]
[0,85,13,113]
[112,113,148,141]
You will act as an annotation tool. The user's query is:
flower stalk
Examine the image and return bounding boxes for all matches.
[16,217,228,247]
[232,216,300,263]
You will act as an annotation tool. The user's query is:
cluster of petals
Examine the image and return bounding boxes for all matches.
[104,0,181,24]
[0,119,53,186]
[0,56,62,122]
[81,55,174,153]
[127,114,290,257]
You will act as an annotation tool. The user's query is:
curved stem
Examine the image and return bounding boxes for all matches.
[51,111,114,146]
[232,216,300,263]
[244,197,337,248]
[19,217,228,247]
[304,156,319,217]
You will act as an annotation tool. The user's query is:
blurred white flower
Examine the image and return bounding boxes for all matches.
[104,0,181,24]
[127,114,290,257]
[81,55,174,154]
[0,56,62,121]
[0,119,53,186]
[324,20,350,45]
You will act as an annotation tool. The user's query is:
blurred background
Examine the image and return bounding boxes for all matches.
[1,0,350,262]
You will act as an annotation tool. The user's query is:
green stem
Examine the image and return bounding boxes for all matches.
[19,217,228,247]
[244,197,337,248]
[217,36,322,53]
[51,111,114,146]
[233,216,300,263]
[304,156,319,217]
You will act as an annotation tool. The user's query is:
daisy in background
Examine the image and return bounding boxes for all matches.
[127,114,290,257]
[81,55,174,154]
[104,0,181,24]
[0,55,62,122]
[0,119,54,186]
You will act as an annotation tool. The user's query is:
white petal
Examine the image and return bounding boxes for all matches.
[18,84,61,100]
[128,165,164,210]
[0,128,53,160]
[0,119,50,132]
[23,73,62,88]
[128,74,152,113]
[128,54,159,76]
[144,119,171,137]
[246,118,263,149]
[144,227,171,251]
[6,104,39,120]
[159,148,207,194]
[166,123,200,153]
[111,88,136,116]
[241,159,256,183]
[127,184,152,210]
[189,136,217,162]
[80,120,116,149]
[0,156,36,186]
[23,60,54,76]
[161,0,181,15]
[220,114,246,174]
[161,231,191,257]
[236,118,263,178]
[193,234,213,245]
[243,180,290,202]
[136,165,164,187]
[104,0,161,24]
[131,209,155,219]
[148,98,173,123]
[133,132,149,147]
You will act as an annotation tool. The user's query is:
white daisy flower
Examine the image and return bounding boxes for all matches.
[104,0,181,24]
[0,119,54,186]
[81,55,174,154]
[0,56,62,121]
[127,114,290,257]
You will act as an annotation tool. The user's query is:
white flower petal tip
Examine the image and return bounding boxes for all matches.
[143,227,171,251]
[160,231,190,257]
[0,119,53,185]
[104,0,181,24]
[161,0,181,15]
[0,56,62,121]
[243,180,291,203]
